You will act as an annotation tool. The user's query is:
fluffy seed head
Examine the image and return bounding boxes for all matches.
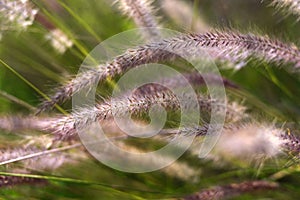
[46,28,73,54]
[0,0,38,35]
[185,180,279,200]
[213,124,285,160]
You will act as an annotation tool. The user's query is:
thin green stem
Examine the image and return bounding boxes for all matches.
[0,59,67,114]
[0,172,168,196]
[57,0,102,42]
[0,90,36,111]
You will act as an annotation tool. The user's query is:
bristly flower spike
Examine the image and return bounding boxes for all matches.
[270,0,300,19]
[184,180,278,200]
[0,174,45,188]
[38,30,300,113]
[185,123,300,160]
[116,0,161,40]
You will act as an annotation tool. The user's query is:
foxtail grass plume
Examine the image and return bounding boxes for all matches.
[0,0,71,53]
[0,174,45,188]
[33,2,73,54]
[210,123,300,160]
[162,123,300,161]
[45,28,73,54]
[47,91,244,141]
[116,0,161,40]
[0,146,67,170]
[38,30,300,113]
[184,180,278,200]
[271,0,300,19]
[47,90,181,141]
[161,0,208,32]
[0,0,38,38]
[0,116,52,132]
[1,0,300,198]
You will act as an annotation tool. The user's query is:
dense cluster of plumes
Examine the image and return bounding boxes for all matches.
[0,0,299,199]
[42,76,244,141]
[38,30,300,112]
